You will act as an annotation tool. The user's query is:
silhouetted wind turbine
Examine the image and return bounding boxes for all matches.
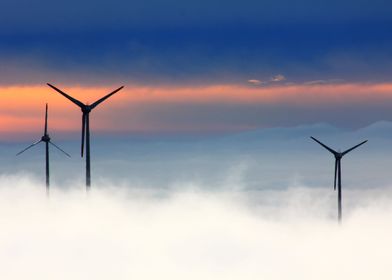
[17,104,70,195]
[47,83,124,190]
[310,137,367,223]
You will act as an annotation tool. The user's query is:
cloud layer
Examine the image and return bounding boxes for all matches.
[0,176,391,280]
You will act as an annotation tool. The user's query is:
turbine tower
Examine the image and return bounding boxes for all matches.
[310,137,367,223]
[17,104,70,195]
[47,83,124,190]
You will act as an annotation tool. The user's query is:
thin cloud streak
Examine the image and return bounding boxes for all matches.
[247,79,264,85]
[270,74,286,82]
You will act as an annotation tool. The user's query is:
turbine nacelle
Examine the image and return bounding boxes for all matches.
[41,135,51,142]
[334,153,343,160]
[82,106,92,114]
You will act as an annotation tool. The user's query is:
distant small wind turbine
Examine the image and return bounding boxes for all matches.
[310,137,367,223]
[17,104,70,195]
[47,83,124,190]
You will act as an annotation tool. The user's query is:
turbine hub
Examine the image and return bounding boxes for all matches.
[82,106,91,113]
[41,135,50,142]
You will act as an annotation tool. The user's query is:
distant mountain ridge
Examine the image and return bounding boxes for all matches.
[225,121,392,141]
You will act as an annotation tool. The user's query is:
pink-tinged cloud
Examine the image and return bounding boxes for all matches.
[0,82,391,139]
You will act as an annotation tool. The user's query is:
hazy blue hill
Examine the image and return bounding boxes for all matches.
[226,123,342,141]
[1,121,391,190]
[352,121,392,139]
[215,121,392,153]
[221,121,392,146]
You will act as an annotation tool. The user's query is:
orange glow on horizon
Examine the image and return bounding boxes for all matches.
[0,82,391,139]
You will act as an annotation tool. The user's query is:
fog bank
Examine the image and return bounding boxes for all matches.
[0,176,391,280]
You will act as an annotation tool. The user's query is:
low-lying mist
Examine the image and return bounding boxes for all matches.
[0,175,391,280]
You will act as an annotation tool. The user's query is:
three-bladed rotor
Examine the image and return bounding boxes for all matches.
[16,104,70,157]
[47,83,123,157]
[311,137,367,190]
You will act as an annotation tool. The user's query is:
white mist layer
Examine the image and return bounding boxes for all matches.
[0,175,391,280]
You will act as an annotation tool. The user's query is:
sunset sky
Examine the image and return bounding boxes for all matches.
[1,0,392,140]
[2,2,392,279]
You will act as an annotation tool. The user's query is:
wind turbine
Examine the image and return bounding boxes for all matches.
[47,83,124,190]
[17,104,70,195]
[310,137,367,223]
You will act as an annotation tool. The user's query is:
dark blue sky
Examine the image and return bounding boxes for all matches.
[1,0,391,30]
[1,0,391,85]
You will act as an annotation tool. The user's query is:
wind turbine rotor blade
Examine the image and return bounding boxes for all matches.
[44,103,48,135]
[16,140,42,156]
[47,83,85,108]
[49,141,71,157]
[310,137,338,155]
[90,86,124,109]
[81,113,86,157]
[342,140,368,156]
[334,159,338,191]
